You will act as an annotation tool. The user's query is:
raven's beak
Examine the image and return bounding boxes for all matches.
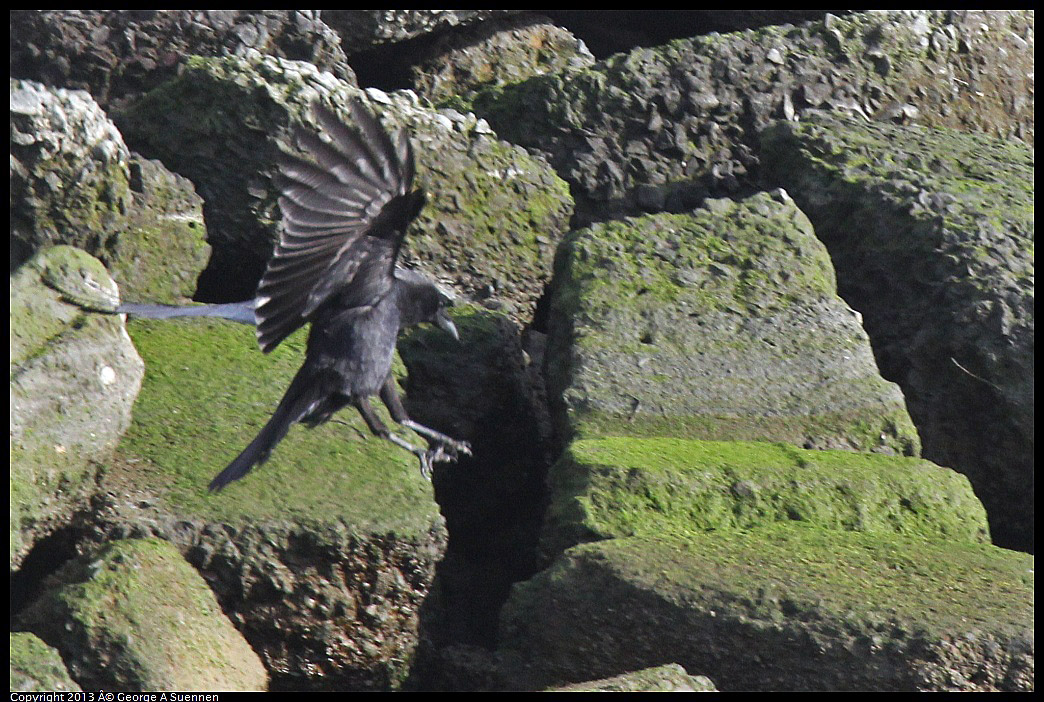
[436,309,459,341]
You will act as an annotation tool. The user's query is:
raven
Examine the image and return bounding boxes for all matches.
[205,100,470,491]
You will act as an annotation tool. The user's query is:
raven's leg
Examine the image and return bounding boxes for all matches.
[353,396,437,479]
[378,376,472,457]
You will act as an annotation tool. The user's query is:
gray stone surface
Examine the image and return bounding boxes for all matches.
[760,113,1034,551]
[10,246,144,569]
[500,530,1034,691]
[469,10,1033,223]
[18,538,268,691]
[545,190,919,455]
[10,10,354,112]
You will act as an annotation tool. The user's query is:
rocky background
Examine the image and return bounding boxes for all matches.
[9,10,1033,692]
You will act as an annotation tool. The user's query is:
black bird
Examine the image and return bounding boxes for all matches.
[206,100,470,491]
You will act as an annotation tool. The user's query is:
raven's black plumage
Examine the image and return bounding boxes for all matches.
[208,100,469,492]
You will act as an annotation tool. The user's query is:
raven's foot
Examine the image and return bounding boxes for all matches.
[416,439,471,481]
[431,436,471,461]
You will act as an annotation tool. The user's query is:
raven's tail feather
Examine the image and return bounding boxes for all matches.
[208,408,293,492]
[208,368,326,492]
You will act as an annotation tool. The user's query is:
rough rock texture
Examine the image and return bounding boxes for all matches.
[412,14,595,105]
[499,529,1034,691]
[9,10,354,113]
[18,538,268,691]
[522,439,1021,691]
[117,55,573,316]
[543,11,835,59]
[545,190,919,455]
[111,156,210,304]
[760,114,1034,552]
[376,91,573,322]
[469,10,1034,223]
[549,663,717,692]
[92,316,447,690]
[10,246,144,569]
[542,438,990,560]
[10,80,211,302]
[10,79,132,269]
[9,632,82,692]
[323,10,509,52]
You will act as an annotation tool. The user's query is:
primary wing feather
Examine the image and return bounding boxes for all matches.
[255,101,417,353]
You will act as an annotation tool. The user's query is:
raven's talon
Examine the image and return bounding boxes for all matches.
[426,438,471,464]
[418,450,435,481]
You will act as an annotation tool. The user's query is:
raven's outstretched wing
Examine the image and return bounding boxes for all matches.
[255,100,422,353]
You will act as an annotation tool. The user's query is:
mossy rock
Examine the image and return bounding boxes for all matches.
[9,632,81,692]
[18,538,267,691]
[500,527,1034,691]
[543,437,990,558]
[11,246,143,569]
[545,191,919,455]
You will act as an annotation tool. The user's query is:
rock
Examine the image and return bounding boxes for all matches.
[542,438,990,559]
[499,528,1034,691]
[549,663,717,692]
[11,79,132,269]
[468,10,1033,222]
[9,632,82,692]
[397,306,555,661]
[10,246,144,569]
[18,538,268,691]
[7,11,1034,693]
[323,10,511,52]
[411,14,595,105]
[10,80,211,303]
[9,10,354,113]
[545,191,919,456]
[760,113,1034,552]
[542,10,833,58]
[112,155,209,304]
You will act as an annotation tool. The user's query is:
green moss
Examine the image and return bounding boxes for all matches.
[577,526,1032,638]
[544,437,989,555]
[9,632,81,692]
[553,205,836,333]
[405,126,573,317]
[11,246,120,367]
[22,538,266,690]
[21,142,131,260]
[571,405,918,455]
[115,317,440,535]
[10,438,101,563]
[11,246,136,566]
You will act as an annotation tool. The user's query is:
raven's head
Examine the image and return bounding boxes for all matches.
[395,268,459,340]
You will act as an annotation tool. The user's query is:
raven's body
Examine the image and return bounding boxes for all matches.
[208,294,398,489]
[204,101,469,491]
